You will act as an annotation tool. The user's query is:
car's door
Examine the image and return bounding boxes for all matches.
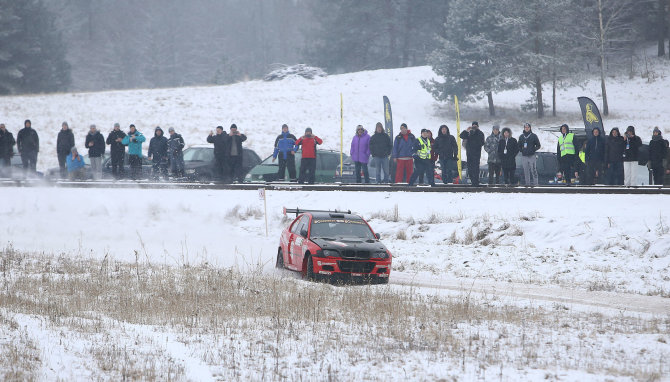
[288,215,308,267]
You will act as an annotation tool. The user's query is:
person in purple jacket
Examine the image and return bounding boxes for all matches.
[350,125,371,183]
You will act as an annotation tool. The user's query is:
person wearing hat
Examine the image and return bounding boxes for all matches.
[485,125,502,185]
[349,125,371,183]
[648,127,668,185]
[56,122,75,179]
[294,127,322,184]
[66,146,86,180]
[518,123,541,186]
[392,123,416,183]
[408,129,435,187]
[85,124,106,180]
[167,127,186,178]
[207,126,230,182]
[272,124,297,181]
[459,121,485,186]
[122,124,146,180]
[556,124,576,185]
[16,119,39,177]
[227,124,247,183]
[0,123,16,178]
[106,122,127,179]
[622,125,642,186]
[148,126,168,180]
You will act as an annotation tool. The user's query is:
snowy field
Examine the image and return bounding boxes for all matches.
[1,186,669,380]
[1,58,669,172]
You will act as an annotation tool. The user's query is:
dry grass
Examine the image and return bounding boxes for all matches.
[0,248,667,380]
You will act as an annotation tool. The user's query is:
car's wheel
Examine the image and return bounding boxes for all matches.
[305,256,315,281]
[276,248,284,269]
[376,277,389,285]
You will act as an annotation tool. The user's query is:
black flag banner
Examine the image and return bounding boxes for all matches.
[383,96,393,138]
[578,97,604,136]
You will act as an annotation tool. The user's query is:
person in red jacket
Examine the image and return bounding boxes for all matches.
[294,127,323,184]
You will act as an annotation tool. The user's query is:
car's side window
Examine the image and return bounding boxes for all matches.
[291,215,307,234]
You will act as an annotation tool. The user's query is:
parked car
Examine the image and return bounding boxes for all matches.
[46,153,155,180]
[2,150,44,179]
[246,149,346,183]
[276,208,391,283]
[479,152,558,185]
[335,157,444,184]
[183,145,261,182]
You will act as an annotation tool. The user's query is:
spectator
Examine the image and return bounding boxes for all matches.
[167,127,185,178]
[85,124,106,180]
[408,129,435,187]
[106,123,127,179]
[272,124,297,181]
[605,127,625,185]
[350,125,371,183]
[459,121,485,186]
[0,123,16,178]
[207,126,229,182]
[56,122,75,179]
[227,124,247,183]
[518,123,541,186]
[148,126,168,180]
[584,127,606,185]
[295,127,322,184]
[66,147,86,180]
[649,127,668,185]
[664,140,670,186]
[121,124,146,180]
[392,123,416,183]
[417,129,437,185]
[433,125,458,184]
[575,141,587,184]
[368,122,392,183]
[17,119,39,177]
[623,125,642,187]
[485,125,502,185]
[498,128,518,186]
[556,124,576,186]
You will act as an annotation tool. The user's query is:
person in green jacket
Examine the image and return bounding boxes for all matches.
[121,124,146,180]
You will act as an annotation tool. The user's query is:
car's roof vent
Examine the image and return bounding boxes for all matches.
[329,213,345,218]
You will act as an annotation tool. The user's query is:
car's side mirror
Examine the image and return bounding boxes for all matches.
[375,233,381,240]
[300,228,308,237]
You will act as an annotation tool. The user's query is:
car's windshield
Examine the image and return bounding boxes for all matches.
[310,218,375,240]
[183,148,214,162]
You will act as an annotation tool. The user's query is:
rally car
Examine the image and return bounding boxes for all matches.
[276,208,392,283]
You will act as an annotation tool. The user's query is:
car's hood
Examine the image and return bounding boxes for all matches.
[311,238,387,254]
[249,164,279,175]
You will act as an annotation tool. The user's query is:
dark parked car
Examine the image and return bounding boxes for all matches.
[335,157,444,184]
[246,150,345,183]
[46,153,153,180]
[1,150,44,179]
[183,145,261,182]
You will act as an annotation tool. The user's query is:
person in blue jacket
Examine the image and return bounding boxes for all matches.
[66,147,86,180]
[272,124,297,181]
[392,123,416,183]
[121,124,146,180]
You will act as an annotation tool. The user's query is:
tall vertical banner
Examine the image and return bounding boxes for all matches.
[577,96,605,137]
[340,93,344,175]
[383,96,394,182]
[454,96,463,180]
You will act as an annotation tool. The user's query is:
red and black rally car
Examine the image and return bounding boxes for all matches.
[276,208,392,283]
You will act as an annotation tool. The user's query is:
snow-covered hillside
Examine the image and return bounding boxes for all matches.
[1,61,669,171]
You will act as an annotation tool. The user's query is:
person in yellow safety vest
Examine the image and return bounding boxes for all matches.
[575,142,587,184]
[408,129,435,186]
[556,124,577,185]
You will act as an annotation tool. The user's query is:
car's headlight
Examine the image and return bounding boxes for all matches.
[318,249,339,257]
[373,251,389,259]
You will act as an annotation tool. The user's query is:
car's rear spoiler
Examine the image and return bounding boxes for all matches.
[283,207,352,217]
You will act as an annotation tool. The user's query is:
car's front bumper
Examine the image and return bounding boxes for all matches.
[313,257,391,279]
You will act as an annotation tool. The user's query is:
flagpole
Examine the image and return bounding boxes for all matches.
[340,93,343,176]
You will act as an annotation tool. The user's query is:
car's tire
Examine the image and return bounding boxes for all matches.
[276,248,284,269]
[376,277,389,285]
[305,256,315,281]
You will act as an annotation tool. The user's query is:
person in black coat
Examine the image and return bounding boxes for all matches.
[518,123,541,186]
[459,121,485,186]
[605,127,625,185]
[584,127,606,185]
[207,126,230,182]
[167,127,185,178]
[106,123,127,179]
[623,125,642,186]
[0,123,16,177]
[226,124,247,183]
[368,122,392,183]
[649,127,668,185]
[85,124,106,180]
[497,127,518,185]
[148,126,169,180]
[433,125,458,184]
[56,122,75,179]
[16,119,39,176]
